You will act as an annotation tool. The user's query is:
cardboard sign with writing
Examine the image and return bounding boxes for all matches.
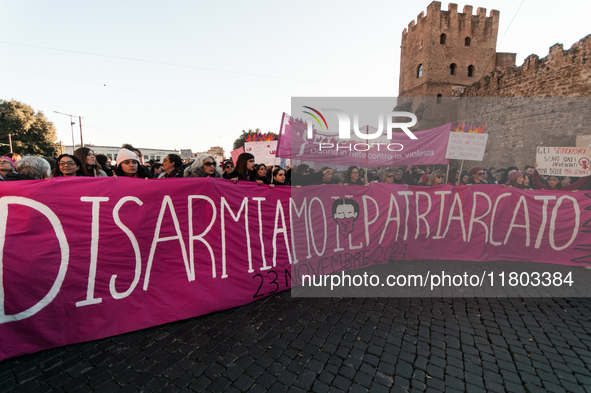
[445,132,488,161]
[536,147,591,176]
[576,135,591,148]
[230,147,244,165]
[244,141,290,167]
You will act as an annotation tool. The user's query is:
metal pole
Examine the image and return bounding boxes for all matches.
[70,115,75,154]
[79,116,84,147]
[8,134,12,153]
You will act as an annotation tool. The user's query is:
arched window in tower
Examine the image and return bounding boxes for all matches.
[417,64,423,78]
[440,34,446,44]
[468,65,475,77]
[449,63,456,75]
[437,94,442,104]
[465,37,471,46]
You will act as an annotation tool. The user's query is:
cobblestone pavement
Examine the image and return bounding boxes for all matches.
[2,292,591,392]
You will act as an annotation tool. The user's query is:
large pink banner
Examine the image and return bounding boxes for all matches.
[276,113,452,166]
[1,178,590,360]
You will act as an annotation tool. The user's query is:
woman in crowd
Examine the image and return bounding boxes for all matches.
[222,160,235,179]
[13,156,51,180]
[459,171,470,185]
[152,163,163,177]
[0,156,16,180]
[342,166,365,185]
[507,171,526,188]
[74,147,106,177]
[159,154,184,178]
[228,153,263,185]
[96,154,114,176]
[52,154,83,177]
[184,154,221,178]
[382,170,395,184]
[468,167,488,184]
[114,148,152,178]
[254,164,271,184]
[272,167,289,185]
[427,170,445,186]
[448,168,460,185]
[291,164,310,186]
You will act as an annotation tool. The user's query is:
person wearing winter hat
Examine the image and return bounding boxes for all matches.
[507,170,526,188]
[221,160,235,179]
[114,148,152,178]
[468,166,488,184]
[0,156,16,180]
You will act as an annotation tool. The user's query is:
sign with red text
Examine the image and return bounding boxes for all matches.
[445,132,489,161]
[245,141,290,167]
[536,147,591,176]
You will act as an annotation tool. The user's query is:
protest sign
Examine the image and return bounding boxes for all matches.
[576,135,591,148]
[445,132,489,161]
[245,141,290,167]
[1,179,590,360]
[230,147,244,165]
[536,147,591,176]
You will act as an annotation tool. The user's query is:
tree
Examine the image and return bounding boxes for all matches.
[232,128,278,151]
[0,99,59,156]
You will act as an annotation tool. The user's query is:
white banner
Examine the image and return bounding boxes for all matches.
[245,141,290,167]
[445,133,488,161]
[536,147,591,176]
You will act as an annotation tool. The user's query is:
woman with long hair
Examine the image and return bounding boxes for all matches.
[74,147,106,177]
[228,153,262,185]
[254,164,271,184]
[96,154,114,176]
[53,154,83,177]
[427,170,445,186]
[342,166,365,185]
[114,149,152,178]
[184,154,221,178]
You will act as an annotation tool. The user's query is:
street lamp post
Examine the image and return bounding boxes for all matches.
[54,111,84,153]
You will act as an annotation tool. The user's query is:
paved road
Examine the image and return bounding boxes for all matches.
[2,292,591,392]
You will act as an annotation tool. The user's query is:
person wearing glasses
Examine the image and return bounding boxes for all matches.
[427,170,446,186]
[221,160,235,179]
[468,167,488,184]
[52,154,83,177]
[114,148,152,178]
[0,156,16,180]
[448,167,460,185]
[184,154,221,178]
[382,170,395,183]
[342,166,365,185]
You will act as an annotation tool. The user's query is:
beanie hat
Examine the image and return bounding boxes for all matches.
[116,148,140,166]
[0,156,15,167]
[469,166,483,175]
[507,170,524,182]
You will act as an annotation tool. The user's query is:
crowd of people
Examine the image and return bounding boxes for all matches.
[1,146,590,191]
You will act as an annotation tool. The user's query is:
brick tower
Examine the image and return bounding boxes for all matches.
[398,1,516,97]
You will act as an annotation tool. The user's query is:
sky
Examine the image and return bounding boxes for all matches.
[1,0,590,156]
